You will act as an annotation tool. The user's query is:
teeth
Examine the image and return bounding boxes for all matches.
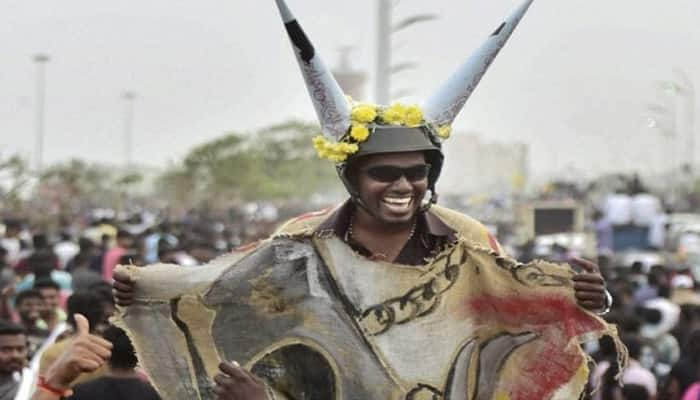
[383,197,411,205]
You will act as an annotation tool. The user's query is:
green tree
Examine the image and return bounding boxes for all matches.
[156,120,342,208]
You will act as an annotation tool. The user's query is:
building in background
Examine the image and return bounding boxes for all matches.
[438,132,529,196]
[332,47,367,101]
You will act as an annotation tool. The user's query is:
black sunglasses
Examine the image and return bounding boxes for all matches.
[362,164,431,183]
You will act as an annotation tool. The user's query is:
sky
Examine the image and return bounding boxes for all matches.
[2,0,699,180]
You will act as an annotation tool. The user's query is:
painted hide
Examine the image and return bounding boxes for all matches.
[114,213,623,400]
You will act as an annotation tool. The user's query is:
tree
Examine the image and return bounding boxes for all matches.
[156,120,342,209]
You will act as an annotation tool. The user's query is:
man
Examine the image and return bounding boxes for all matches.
[0,320,27,400]
[69,325,160,400]
[39,290,108,386]
[591,334,656,400]
[113,1,617,399]
[14,290,49,359]
[30,314,112,400]
[34,279,67,332]
[102,230,133,282]
[0,219,24,268]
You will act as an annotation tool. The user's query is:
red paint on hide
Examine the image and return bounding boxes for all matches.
[290,207,332,222]
[487,233,501,254]
[234,240,262,253]
[469,295,605,400]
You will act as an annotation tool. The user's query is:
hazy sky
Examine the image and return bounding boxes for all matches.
[2,0,699,179]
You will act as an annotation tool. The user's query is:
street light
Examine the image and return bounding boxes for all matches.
[33,53,50,173]
[375,0,437,103]
[122,91,136,169]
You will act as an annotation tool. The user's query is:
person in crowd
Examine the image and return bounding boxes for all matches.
[30,314,111,400]
[88,282,116,328]
[14,290,49,359]
[15,252,72,294]
[65,238,98,275]
[68,253,103,292]
[592,334,656,400]
[33,279,67,332]
[665,330,700,400]
[0,219,24,268]
[53,232,79,271]
[102,230,134,281]
[39,291,108,385]
[15,234,60,278]
[143,222,178,264]
[69,325,161,400]
[0,246,15,291]
[0,320,27,400]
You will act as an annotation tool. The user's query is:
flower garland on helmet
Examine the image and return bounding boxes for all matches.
[312,101,453,162]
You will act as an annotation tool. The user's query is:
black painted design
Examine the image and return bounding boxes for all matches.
[359,247,463,336]
[251,344,336,399]
[493,255,571,288]
[406,384,443,399]
[284,20,315,63]
[444,339,477,400]
[491,22,506,37]
[474,332,537,399]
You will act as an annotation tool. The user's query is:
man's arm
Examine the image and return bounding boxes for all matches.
[31,314,112,400]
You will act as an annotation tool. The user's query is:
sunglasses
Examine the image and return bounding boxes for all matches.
[362,164,431,183]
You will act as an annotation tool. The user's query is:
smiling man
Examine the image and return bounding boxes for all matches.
[0,321,27,400]
[112,0,621,399]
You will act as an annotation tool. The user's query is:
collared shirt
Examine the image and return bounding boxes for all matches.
[314,200,458,266]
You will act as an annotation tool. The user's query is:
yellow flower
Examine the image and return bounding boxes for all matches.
[437,125,452,139]
[404,105,424,127]
[339,142,359,154]
[351,104,378,123]
[350,123,370,142]
[381,103,407,125]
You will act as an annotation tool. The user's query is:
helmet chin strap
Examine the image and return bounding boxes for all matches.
[419,188,438,212]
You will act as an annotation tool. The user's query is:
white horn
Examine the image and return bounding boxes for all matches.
[274,0,351,141]
[422,0,534,126]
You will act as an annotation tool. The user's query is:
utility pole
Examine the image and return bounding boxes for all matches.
[33,53,50,173]
[673,68,696,170]
[375,0,392,104]
[122,91,136,169]
[375,1,437,103]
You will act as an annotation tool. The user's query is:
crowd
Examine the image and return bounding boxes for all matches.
[0,185,699,399]
[0,208,276,400]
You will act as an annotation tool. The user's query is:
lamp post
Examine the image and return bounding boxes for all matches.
[122,91,136,169]
[33,53,50,173]
[671,68,696,171]
[375,1,437,103]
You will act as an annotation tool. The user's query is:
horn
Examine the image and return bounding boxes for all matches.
[422,0,534,126]
[274,0,351,141]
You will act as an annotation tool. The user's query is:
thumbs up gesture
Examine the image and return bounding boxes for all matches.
[42,314,113,390]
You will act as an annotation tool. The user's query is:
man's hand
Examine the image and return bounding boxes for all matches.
[43,314,112,389]
[571,257,607,312]
[213,361,268,400]
[113,269,135,306]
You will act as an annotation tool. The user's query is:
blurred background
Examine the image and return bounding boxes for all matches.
[2,1,700,399]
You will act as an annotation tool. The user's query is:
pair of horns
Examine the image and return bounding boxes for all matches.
[275,0,535,141]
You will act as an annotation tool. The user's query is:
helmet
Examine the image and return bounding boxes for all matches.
[274,0,534,206]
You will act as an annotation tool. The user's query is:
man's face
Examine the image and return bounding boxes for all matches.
[39,287,60,312]
[353,151,429,225]
[0,334,27,374]
[16,297,44,325]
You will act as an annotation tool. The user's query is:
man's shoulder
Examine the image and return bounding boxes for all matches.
[273,206,339,237]
[428,205,501,252]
